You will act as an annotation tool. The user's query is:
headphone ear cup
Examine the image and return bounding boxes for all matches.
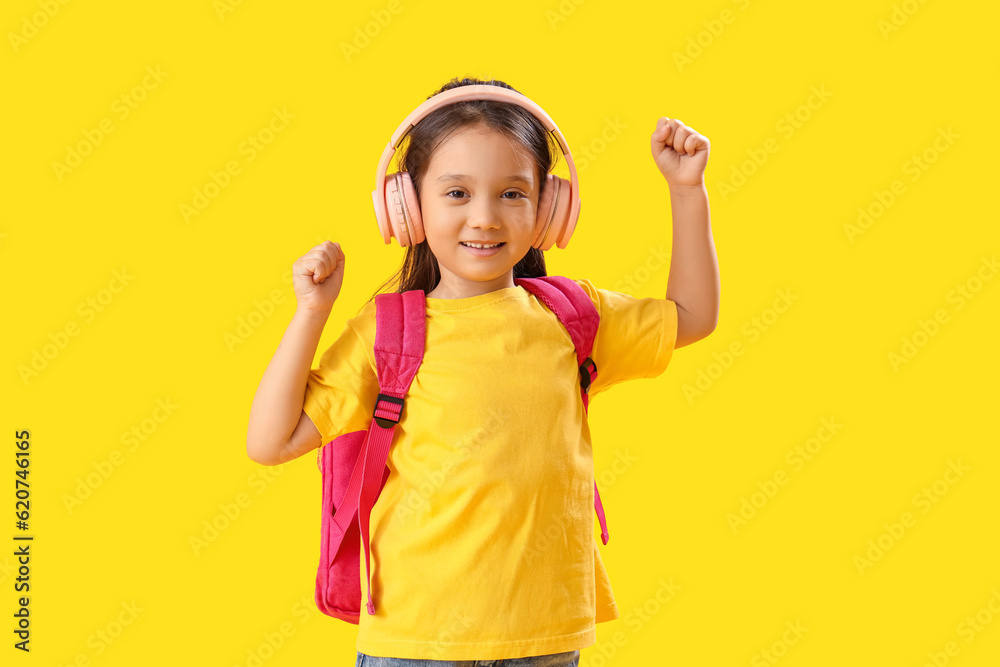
[384,171,424,247]
[533,174,574,250]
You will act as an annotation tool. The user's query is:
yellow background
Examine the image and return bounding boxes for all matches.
[3,0,998,665]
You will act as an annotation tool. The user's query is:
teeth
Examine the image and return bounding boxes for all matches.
[463,242,501,249]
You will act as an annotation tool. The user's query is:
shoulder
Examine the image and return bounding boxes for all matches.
[347,298,378,331]
[522,276,624,317]
[340,293,426,367]
[568,277,613,315]
[333,299,378,368]
[570,277,600,305]
[567,277,678,344]
[569,277,676,313]
[517,276,603,317]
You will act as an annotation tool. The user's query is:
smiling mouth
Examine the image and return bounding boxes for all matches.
[460,242,505,249]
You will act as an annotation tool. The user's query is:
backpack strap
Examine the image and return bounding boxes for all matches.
[329,289,426,617]
[514,276,609,545]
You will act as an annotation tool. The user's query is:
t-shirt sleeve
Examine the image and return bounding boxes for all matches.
[302,301,380,445]
[574,279,678,397]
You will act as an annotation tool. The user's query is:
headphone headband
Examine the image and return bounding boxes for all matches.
[372,85,581,249]
[389,85,571,153]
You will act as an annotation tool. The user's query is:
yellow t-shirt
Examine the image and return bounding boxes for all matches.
[303,279,678,660]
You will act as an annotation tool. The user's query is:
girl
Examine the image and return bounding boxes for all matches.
[247,76,719,666]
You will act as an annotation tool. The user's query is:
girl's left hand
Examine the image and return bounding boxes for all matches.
[651,117,710,188]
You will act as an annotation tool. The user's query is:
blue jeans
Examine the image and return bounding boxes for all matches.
[355,650,580,667]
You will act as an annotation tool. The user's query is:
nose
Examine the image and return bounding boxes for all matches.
[465,196,501,231]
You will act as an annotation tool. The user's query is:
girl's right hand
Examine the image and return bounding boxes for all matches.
[292,241,345,316]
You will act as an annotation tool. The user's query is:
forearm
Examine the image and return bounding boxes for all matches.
[665,182,720,335]
[247,308,331,462]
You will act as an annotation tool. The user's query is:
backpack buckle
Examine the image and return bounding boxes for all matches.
[373,393,404,428]
[579,357,597,394]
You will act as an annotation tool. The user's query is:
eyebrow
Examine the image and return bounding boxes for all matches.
[436,173,532,185]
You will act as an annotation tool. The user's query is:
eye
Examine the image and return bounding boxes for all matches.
[446,190,525,200]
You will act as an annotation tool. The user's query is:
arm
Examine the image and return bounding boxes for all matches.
[247,240,346,466]
[651,117,720,348]
[666,182,719,348]
[246,310,327,466]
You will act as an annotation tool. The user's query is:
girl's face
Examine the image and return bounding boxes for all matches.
[418,124,540,300]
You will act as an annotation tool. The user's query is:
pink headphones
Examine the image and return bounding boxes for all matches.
[371,85,582,251]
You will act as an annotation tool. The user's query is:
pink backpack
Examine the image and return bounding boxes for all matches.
[314,276,609,623]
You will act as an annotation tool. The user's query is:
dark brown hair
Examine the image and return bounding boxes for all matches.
[366,76,561,303]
